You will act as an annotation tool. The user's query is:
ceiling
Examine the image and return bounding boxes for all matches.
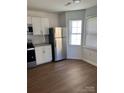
[27,0,97,12]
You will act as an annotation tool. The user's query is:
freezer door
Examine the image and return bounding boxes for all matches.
[54,27,63,38]
[54,38,65,61]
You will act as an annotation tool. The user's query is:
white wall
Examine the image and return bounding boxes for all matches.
[58,13,66,27]
[27,10,59,27]
[82,6,97,66]
[65,10,85,59]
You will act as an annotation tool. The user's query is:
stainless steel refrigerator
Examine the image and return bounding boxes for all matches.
[49,27,66,61]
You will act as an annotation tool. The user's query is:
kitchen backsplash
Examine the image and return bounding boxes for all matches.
[27,35,49,44]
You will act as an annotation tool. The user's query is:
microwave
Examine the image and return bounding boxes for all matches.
[27,24,33,35]
[27,24,33,32]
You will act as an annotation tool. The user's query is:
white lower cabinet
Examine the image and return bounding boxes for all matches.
[35,45,52,65]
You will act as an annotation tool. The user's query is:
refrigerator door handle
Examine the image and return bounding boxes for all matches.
[54,41,56,48]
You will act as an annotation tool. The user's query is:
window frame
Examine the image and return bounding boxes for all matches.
[69,20,82,46]
[83,16,97,50]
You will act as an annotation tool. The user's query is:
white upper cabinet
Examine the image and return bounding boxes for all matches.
[41,18,49,35]
[27,16,32,24]
[31,17,49,35]
[32,17,42,35]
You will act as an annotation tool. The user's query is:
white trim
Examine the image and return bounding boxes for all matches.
[83,46,97,51]
[82,57,97,66]
[86,15,97,20]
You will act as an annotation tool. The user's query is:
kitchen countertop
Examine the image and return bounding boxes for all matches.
[34,43,51,47]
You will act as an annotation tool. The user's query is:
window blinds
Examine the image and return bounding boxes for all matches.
[85,17,97,49]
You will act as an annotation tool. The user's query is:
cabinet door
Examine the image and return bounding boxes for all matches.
[35,45,52,65]
[44,45,52,62]
[35,46,45,65]
[32,17,42,35]
[41,18,49,35]
[27,16,32,24]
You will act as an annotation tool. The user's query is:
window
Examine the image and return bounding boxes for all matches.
[69,20,82,45]
[85,17,97,49]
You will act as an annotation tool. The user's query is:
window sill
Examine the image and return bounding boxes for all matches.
[83,46,97,51]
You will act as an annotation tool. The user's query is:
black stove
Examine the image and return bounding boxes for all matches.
[27,43,34,49]
[27,43,36,68]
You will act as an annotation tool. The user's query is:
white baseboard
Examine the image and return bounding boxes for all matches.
[82,57,97,66]
[67,56,97,66]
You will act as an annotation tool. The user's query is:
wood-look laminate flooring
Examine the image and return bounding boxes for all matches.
[28,60,97,93]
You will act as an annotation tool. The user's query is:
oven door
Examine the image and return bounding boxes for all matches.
[27,49,36,62]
